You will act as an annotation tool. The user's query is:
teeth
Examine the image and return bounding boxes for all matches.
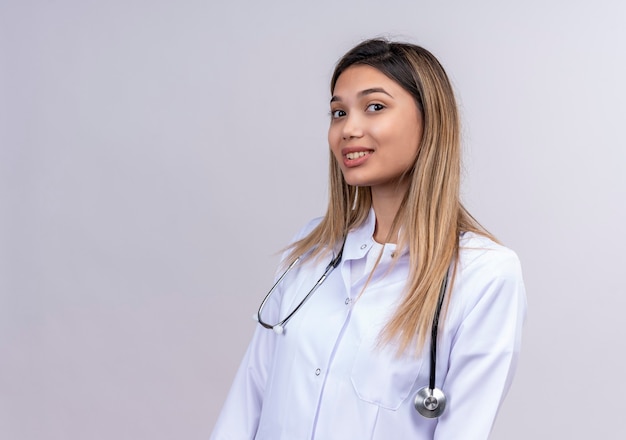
[346,151,371,160]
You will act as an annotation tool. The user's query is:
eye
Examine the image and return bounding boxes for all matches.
[366,103,385,112]
[330,109,346,119]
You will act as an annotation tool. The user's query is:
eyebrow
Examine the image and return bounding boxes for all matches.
[330,87,394,103]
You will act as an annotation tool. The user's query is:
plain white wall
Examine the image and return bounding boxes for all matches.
[1,0,625,438]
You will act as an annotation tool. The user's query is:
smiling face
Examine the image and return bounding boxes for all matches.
[328,64,423,192]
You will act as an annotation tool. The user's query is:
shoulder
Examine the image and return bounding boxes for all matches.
[290,216,324,243]
[457,232,523,281]
[448,231,527,327]
[276,216,324,265]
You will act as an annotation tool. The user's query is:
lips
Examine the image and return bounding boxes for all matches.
[341,147,373,168]
[346,151,371,160]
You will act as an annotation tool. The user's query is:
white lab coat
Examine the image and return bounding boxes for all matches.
[211,210,527,439]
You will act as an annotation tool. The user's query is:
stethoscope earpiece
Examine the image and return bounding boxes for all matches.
[272,325,284,335]
[414,386,446,418]
[252,314,284,334]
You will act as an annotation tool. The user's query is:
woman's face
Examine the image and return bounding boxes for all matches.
[328,64,423,191]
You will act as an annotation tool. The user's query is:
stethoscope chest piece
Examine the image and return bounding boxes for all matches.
[414,386,446,418]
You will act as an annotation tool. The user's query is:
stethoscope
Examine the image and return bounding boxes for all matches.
[254,240,449,419]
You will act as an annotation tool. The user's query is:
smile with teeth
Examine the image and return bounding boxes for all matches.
[345,151,372,160]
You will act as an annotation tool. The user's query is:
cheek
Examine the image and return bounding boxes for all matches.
[369,119,400,147]
[406,128,422,155]
[328,126,341,154]
[396,119,422,156]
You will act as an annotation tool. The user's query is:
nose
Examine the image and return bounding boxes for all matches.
[341,113,364,140]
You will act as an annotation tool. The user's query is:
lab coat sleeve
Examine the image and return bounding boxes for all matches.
[210,319,277,439]
[434,252,527,439]
[210,219,322,440]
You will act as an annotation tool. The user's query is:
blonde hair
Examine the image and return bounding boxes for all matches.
[287,39,494,354]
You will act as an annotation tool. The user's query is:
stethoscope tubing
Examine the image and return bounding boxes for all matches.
[255,238,449,418]
[256,243,344,334]
[429,273,448,390]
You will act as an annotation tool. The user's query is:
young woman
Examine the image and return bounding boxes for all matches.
[211,38,526,439]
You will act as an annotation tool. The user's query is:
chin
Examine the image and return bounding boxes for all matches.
[344,178,370,187]
[341,171,372,187]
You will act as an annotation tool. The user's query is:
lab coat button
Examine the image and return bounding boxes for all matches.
[345,297,351,305]
[360,244,367,250]
[315,368,321,376]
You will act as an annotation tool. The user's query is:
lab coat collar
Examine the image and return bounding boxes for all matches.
[342,209,408,261]
[341,209,376,262]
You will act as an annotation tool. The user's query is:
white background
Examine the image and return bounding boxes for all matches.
[1,0,625,438]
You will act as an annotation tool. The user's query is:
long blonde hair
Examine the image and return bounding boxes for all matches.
[287,39,494,354]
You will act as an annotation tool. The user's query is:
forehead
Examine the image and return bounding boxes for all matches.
[332,64,403,95]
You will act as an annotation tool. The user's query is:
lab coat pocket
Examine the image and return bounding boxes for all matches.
[350,330,424,411]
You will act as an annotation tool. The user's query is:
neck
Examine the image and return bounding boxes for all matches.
[370,179,409,243]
